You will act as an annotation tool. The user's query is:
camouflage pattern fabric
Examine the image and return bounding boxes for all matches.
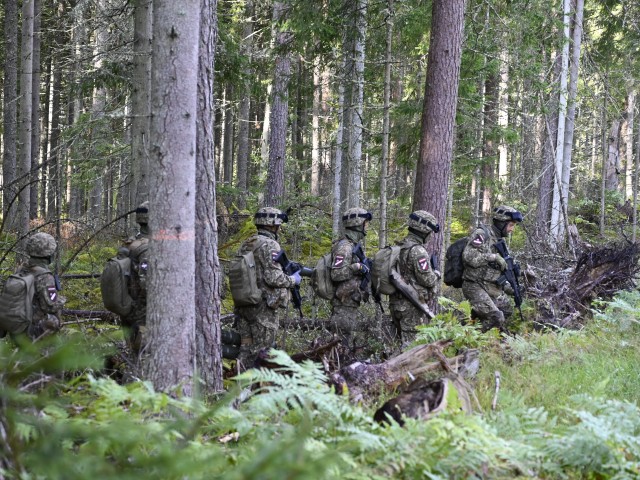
[121,233,149,353]
[461,224,514,331]
[329,305,370,350]
[330,235,366,309]
[233,229,294,369]
[23,259,65,339]
[389,233,439,344]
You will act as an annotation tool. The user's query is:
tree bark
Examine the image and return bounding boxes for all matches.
[412,0,466,307]
[264,0,291,207]
[235,0,253,209]
[18,0,35,253]
[29,0,42,219]
[131,0,153,209]
[146,0,200,395]
[379,0,393,248]
[195,0,223,393]
[3,0,18,227]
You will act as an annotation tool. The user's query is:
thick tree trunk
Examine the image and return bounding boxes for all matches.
[3,0,18,227]
[412,0,466,310]
[131,0,153,209]
[195,0,223,393]
[264,0,291,207]
[147,0,200,395]
[481,70,499,216]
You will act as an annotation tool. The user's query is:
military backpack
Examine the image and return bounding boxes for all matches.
[0,267,46,334]
[311,252,336,300]
[444,226,490,288]
[101,249,134,316]
[371,245,403,296]
[228,238,265,307]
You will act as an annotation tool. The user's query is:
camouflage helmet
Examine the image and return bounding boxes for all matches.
[254,207,288,227]
[493,205,523,223]
[26,232,57,258]
[342,207,372,228]
[407,210,440,235]
[135,201,149,225]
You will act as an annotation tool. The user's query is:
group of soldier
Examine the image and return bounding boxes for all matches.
[234,204,523,370]
[2,200,524,374]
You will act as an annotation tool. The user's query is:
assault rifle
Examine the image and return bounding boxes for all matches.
[273,250,314,318]
[352,242,384,314]
[494,238,524,322]
[389,270,435,320]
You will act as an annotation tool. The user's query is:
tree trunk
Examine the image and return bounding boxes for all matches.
[346,0,367,209]
[3,0,18,227]
[605,120,621,191]
[48,55,63,221]
[131,0,153,209]
[549,0,571,244]
[222,83,234,185]
[332,54,346,238]
[235,0,253,209]
[311,59,321,197]
[264,0,291,207]
[481,70,499,216]
[412,0,466,305]
[18,0,35,253]
[624,91,635,200]
[379,0,393,248]
[29,0,42,220]
[146,0,200,396]
[196,0,223,393]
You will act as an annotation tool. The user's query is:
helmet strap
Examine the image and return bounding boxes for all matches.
[493,220,507,237]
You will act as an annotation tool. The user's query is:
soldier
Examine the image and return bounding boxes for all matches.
[389,210,441,346]
[0,232,66,340]
[234,207,301,370]
[121,201,150,353]
[329,207,373,347]
[461,205,523,332]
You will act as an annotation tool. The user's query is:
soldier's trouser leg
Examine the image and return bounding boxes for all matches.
[462,282,506,332]
[330,305,361,347]
[390,302,426,348]
[235,306,279,371]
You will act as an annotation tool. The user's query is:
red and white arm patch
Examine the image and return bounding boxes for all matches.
[417,257,430,271]
[47,286,57,301]
[333,255,344,267]
[471,234,485,247]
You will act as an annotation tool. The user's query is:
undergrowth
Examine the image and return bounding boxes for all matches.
[3,291,640,478]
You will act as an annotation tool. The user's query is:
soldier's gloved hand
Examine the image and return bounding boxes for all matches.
[493,254,507,271]
[289,270,302,286]
[358,263,370,276]
[433,269,442,280]
[503,282,514,296]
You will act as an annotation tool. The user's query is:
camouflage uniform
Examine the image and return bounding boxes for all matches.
[234,225,296,370]
[389,211,441,345]
[19,233,65,339]
[462,205,522,331]
[330,208,372,346]
[121,232,149,352]
[390,234,439,344]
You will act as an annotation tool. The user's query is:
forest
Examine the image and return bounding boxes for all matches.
[2,0,640,478]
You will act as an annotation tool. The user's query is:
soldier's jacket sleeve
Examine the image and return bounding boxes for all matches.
[35,272,65,315]
[256,239,296,289]
[330,240,361,282]
[408,245,439,289]
[462,227,497,268]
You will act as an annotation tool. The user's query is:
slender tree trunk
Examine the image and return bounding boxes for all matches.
[48,56,63,221]
[40,55,50,217]
[3,0,19,226]
[624,91,635,200]
[412,0,466,286]
[333,56,346,237]
[311,59,321,197]
[264,0,291,207]
[481,70,499,216]
[549,0,571,244]
[29,0,42,219]
[346,0,367,209]
[235,0,253,208]
[147,0,200,395]
[18,0,35,252]
[222,84,234,185]
[196,0,223,393]
[379,0,393,248]
[131,0,153,209]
